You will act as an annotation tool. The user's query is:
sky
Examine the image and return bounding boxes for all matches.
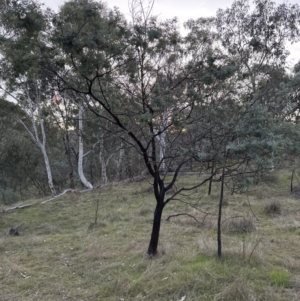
[42,0,300,65]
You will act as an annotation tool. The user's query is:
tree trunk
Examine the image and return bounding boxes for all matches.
[38,117,56,197]
[217,167,225,257]
[147,201,164,255]
[291,169,294,193]
[99,133,108,185]
[63,133,75,189]
[154,111,167,173]
[116,142,125,181]
[158,132,166,172]
[41,145,56,197]
[78,101,93,189]
[208,163,214,195]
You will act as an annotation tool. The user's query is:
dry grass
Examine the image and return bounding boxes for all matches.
[1,172,300,300]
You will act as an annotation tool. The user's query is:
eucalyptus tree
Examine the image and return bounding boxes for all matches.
[184,0,300,256]
[216,0,300,108]
[0,0,59,196]
[47,0,234,255]
[47,92,77,189]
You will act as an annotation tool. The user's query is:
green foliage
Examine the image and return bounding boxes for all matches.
[0,188,19,205]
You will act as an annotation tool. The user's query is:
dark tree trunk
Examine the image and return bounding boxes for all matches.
[63,133,75,189]
[208,163,214,195]
[147,201,164,256]
[217,167,225,257]
[291,169,294,193]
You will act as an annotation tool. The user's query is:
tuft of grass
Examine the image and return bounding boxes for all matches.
[225,217,256,234]
[264,200,282,216]
[269,270,290,288]
[139,207,153,216]
[184,253,211,273]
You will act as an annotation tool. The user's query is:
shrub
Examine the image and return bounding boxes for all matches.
[0,188,19,205]
[226,217,256,234]
[264,200,282,216]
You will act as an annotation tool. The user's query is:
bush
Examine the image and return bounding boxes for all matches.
[226,217,256,234]
[264,200,282,216]
[0,188,19,205]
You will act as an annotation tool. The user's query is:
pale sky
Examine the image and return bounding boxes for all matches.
[42,0,300,64]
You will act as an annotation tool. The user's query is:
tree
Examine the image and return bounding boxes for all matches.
[211,0,300,256]
[48,0,238,255]
[0,0,58,196]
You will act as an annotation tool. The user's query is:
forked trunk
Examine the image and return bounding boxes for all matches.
[147,201,164,256]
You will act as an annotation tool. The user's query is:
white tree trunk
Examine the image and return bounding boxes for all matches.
[155,111,168,172]
[40,143,56,196]
[158,132,166,171]
[24,91,57,196]
[78,101,93,189]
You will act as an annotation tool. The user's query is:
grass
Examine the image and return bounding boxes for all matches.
[1,172,300,300]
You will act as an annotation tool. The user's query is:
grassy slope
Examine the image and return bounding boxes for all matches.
[1,172,300,301]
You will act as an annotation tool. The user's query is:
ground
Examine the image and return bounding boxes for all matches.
[1,171,300,300]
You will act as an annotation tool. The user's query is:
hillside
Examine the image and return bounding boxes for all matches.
[1,172,300,301]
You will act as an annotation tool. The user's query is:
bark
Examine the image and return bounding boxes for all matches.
[99,133,108,185]
[291,169,294,193]
[63,133,75,189]
[217,167,225,257]
[40,143,56,196]
[147,201,165,255]
[19,90,57,197]
[154,111,168,173]
[78,101,93,189]
[116,142,125,180]
[208,163,214,195]
[148,176,165,256]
